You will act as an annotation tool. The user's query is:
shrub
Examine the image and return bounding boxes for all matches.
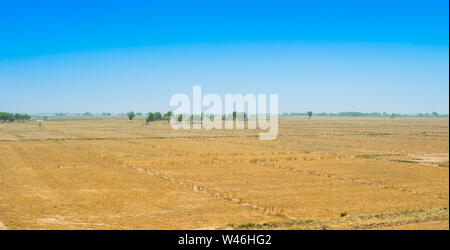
[126,111,136,121]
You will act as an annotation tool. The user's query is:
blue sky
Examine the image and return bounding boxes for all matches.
[0,0,448,114]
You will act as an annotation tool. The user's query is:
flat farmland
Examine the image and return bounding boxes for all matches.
[0,117,448,229]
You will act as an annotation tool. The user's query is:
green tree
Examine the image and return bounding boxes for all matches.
[14,113,31,121]
[307,111,313,119]
[0,112,14,122]
[127,111,136,121]
[155,112,162,120]
[146,112,156,123]
[164,111,173,117]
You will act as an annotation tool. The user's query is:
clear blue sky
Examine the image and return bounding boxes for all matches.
[0,0,448,114]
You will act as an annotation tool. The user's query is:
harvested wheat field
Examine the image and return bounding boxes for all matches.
[0,117,448,230]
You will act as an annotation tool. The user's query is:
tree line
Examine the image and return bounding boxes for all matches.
[125,111,251,124]
[125,111,173,123]
[0,112,31,122]
[174,111,248,122]
[285,111,447,118]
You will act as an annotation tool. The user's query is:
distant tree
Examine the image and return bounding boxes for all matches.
[190,114,202,123]
[14,113,31,121]
[177,114,183,122]
[136,112,142,116]
[234,112,247,121]
[307,111,313,119]
[0,112,14,122]
[146,112,156,123]
[432,112,439,116]
[127,111,136,121]
[164,111,173,117]
[155,112,162,120]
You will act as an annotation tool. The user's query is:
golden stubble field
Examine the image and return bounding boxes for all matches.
[0,117,448,230]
